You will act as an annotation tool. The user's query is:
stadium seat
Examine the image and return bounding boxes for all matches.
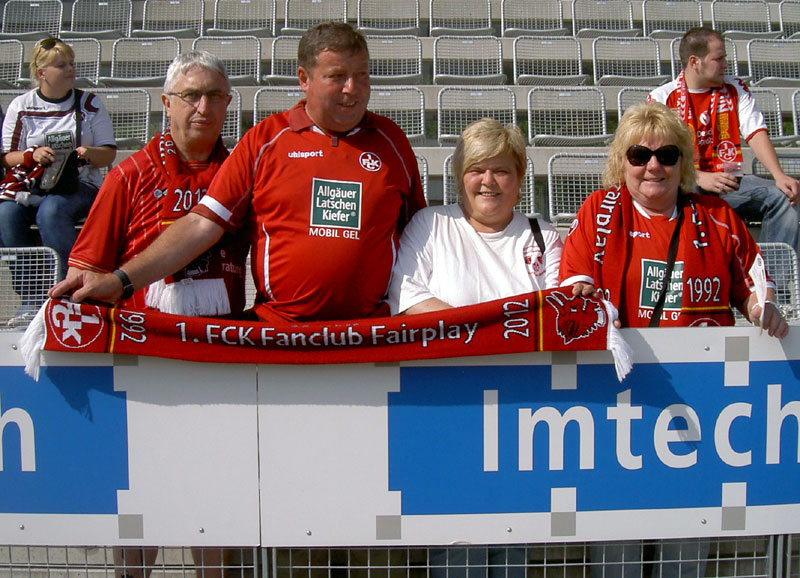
[500,0,568,37]
[547,152,607,224]
[642,0,703,38]
[710,0,781,40]
[0,89,25,119]
[369,86,425,144]
[593,36,670,86]
[357,0,420,36]
[512,36,589,86]
[98,36,181,87]
[443,153,537,215]
[0,247,60,327]
[281,0,347,36]
[617,86,653,118]
[192,36,261,86]
[253,86,304,123]
[0,40,24,88]
[433,36,506,85]
[62,0,132,39]
[747,39,800,87]
[132,0,204,38]
[93,88,152,148]
[572,0,641,38]
[366,35,423,85]
[527,86,612,146]
[429,0,494,36]
[206,0,276,36]
[0,0,62,40]
[779,0,800,38]
[733,242,800,324]
[63,38,102,88]
[437,86,516,144]
[750,87,798,146]
[263,36,300,85]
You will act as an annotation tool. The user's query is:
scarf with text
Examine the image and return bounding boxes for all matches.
[587,186,736,326]
[144,129,249,316]
[22,289,633,382]
[675,70,742,172]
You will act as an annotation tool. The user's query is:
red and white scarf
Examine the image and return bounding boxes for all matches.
[0,147,45,205]
[675,70,742,172]
[144,129,249,316]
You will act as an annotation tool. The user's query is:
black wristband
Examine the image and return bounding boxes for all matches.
[112,268,135,300]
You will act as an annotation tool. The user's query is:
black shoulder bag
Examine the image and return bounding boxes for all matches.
[36,88,83,196]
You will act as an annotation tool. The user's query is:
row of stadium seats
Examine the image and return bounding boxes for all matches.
[4,34,800,90]
[4,84,799,150]
[1,0,799,41]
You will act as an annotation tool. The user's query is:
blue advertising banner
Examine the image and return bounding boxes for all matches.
[388,361,800,516]
[0,366,129,514]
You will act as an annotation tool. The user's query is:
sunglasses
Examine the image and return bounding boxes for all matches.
[626,145,681,167]
[39,37,59,50]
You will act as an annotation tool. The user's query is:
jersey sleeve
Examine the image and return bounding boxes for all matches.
[720,200,771,309]
[68,167,130,272]
[731,78,768,141]
[85,93,116,148]
[2,95,23,153]
[193,123,261,233]
[387,208,437,315]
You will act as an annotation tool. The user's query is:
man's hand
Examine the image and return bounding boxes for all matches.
[773,172,800,206]
[49,267,124,304]
[696,170,740,195]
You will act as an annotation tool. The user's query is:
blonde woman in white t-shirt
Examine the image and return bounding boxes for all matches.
[388,118,562,317]
[0,37,116,324]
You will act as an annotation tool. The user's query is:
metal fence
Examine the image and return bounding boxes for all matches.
[0,247,59,329]
[0,538,789,578]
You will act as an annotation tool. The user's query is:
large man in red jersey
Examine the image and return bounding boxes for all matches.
[648,27,800,250]
[59,50,248,317]
[52,22,426,322]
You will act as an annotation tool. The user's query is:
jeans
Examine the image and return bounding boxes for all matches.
[0,181,98,301]
[590,540,710,578]
[703,175,800,249]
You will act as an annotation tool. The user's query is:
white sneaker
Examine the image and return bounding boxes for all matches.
[7,304,39,327]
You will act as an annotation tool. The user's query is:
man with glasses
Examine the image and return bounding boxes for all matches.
[648,26,800,250]
[62,50,249,317]
[52,22,425,323]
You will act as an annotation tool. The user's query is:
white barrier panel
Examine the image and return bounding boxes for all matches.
[1,327,799,547]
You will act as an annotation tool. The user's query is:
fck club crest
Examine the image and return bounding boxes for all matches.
[48,300,105,349]
[545,291,606,345]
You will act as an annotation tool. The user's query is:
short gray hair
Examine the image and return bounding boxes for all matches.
[163,50,230,94]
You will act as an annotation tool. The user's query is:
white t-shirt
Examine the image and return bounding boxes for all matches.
[388,204,563,315]
[2,88,116,189]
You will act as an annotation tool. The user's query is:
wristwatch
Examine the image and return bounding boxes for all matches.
[112,269,135,300]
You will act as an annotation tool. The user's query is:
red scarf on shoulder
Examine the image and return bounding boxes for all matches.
[144,129,249,317]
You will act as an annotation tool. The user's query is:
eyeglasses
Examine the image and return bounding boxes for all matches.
[626,145,681,167]
[167,90,230,106]
[39,37,59,50]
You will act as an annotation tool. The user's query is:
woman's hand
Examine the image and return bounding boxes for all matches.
[569,283,621,328]
[32,146,56,166]
[748,300,790,339]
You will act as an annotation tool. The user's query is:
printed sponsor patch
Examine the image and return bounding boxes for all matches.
[639,259,684,310]
[310,178,362,230]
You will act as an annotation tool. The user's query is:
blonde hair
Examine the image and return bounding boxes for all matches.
[603,101,696,192]
[453,118,527,194]
[29,38,74,86]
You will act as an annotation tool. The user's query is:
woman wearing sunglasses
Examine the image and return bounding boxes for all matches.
[0,37,115,324]
[559,101,788,338]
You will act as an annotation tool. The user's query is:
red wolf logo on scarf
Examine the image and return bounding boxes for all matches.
[545,291,606,345]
